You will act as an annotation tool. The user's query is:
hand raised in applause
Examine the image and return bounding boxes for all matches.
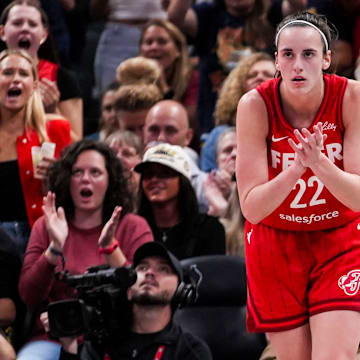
[39,78,60,114]
[204,172,229,217]
[98,206,122,249]
[42,191,68,250]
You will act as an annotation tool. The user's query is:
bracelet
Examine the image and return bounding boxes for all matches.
[99,240,119,255]
[48,246,66,268]
[49,246,63,257]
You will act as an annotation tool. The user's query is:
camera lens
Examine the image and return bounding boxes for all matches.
[48,300,85,337]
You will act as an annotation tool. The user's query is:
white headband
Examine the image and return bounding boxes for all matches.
[275,20,329,52]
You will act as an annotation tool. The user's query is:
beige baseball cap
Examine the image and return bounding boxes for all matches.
[134,143,191,180]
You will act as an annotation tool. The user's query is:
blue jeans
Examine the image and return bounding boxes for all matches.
[0,220,31,259]
[17,340,61,360]
[94,22,142,96]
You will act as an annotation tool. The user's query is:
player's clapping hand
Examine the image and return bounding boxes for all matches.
[288,122,327,169]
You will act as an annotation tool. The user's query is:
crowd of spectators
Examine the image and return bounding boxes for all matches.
[0,0,359,358]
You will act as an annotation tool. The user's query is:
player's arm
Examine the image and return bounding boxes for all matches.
[236,90,306,224]
[301,80,360,212]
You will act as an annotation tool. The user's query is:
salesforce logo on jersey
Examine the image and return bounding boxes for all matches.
[279,211,339,225]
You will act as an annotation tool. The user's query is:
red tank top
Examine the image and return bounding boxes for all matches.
[37,59,58,82]
[256,74,360,231]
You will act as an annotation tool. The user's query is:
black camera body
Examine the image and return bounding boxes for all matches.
[48,265,137,344]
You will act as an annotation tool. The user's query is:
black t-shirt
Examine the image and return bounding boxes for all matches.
[60,321,212,360]
[0,161,27,222]
[58,66,82,101]
[152,214,226,260]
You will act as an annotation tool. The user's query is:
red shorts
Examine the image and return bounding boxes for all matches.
[245,218,360,332]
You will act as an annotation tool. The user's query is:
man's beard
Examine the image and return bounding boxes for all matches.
[130,290,173,307]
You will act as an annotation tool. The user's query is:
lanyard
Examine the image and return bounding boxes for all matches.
[154,345,165,360]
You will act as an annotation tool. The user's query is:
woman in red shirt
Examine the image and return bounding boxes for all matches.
[0,48,70,257]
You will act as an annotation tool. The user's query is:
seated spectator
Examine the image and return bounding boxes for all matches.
[45,241,212,360]
[135,143,225,259]
[203,128,245,256]
[204,127,236,217]
[143,99,210,212]
[105,130,142,207]
[201,52,275,172]
[139,19,199,132]
[167,0,274,134]
[97,82,119,141]
[0,227,24,358]
[17,139,153,360]
[113,56,164,143]
[0,49,71,257]
[0,0,83,141]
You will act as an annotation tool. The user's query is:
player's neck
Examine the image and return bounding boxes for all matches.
[280,80,325,129]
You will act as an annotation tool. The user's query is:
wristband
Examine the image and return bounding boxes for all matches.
[99,240,119,255]
[48,246,66,268]
[49,246,63,257]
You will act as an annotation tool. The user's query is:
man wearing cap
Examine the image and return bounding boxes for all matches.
[58,242,212,360]
[143,100,209,213]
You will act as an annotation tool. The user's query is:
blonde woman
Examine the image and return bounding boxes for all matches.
[0,0,83,141]
[0,49,71,256]
[201,52,275,172]
[111,56,164,143]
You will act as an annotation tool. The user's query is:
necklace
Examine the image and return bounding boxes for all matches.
[159,227,172,242]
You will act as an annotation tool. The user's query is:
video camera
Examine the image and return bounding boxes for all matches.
[48,265,137,344]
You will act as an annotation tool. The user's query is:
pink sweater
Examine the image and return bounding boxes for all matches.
[19,213,153,341]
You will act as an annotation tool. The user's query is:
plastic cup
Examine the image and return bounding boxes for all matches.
[41,142,56,159]
[31,146,42,177]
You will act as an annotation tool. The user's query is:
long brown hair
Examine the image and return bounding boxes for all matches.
[139,19,193,102]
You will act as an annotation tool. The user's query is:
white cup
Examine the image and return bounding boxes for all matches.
[31,146,42,177]
[41,142,56,159]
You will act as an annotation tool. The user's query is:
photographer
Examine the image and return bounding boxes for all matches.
[50,242,212,359]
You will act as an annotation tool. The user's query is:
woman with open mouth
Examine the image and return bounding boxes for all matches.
[0,0,83,141]
[0,48,70,258]
[18,139,153,360]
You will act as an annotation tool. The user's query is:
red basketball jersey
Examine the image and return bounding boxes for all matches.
[256,74,360,231]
